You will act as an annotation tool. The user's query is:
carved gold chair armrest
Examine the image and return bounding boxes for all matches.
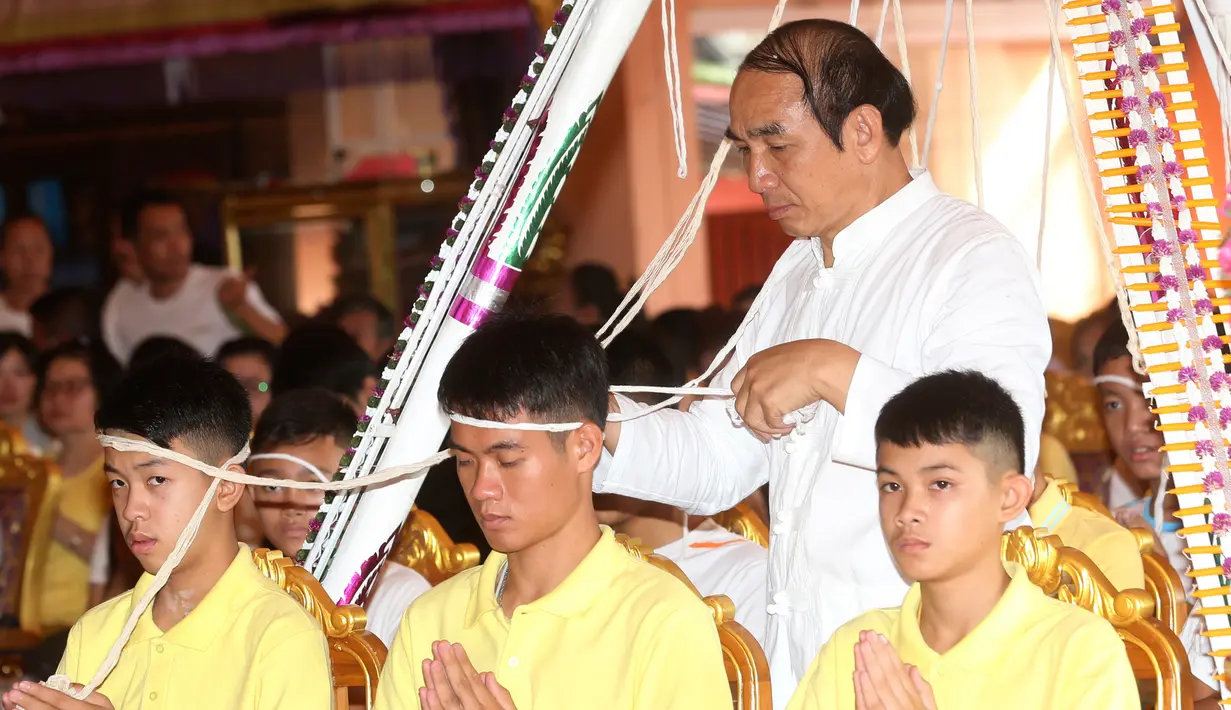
[251,548,387,710]
[389,507,480,586]
[1002,527,1192,710]
[615,534,771,710]
[713,503,770,549]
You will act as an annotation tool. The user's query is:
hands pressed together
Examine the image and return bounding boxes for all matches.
[730,339,860,441]
[1,682,112,710]
[853,631,936,710]
[419,640,517,710]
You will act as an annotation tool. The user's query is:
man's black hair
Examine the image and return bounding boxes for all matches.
[29,288,100,346]
[128,336,201,371]
[0,331,37,372]
[739,19,916,149]
[216,336,277,368]
[875,370,1025,475]
[324,295,396,339]
[120,189,183,241]
[37,340,123,407]
[1092,320,1130,377]
[252,388,356,455]
[96,356,252,464]
[272,324,375,400]
[0,211,49,250]
[439,313,609,436]
[571,263,623,323]
[606,332,675,406]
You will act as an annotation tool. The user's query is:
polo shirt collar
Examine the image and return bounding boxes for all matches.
[825,169,941,270]
[894,563,1041,671]
[125,544,257,651]
[464,526,624,627]
[1029,479,1072,534]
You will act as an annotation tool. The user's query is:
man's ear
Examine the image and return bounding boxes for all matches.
[999,473,1034,524]
[844,105,887,165]
[215,465,247,513]
[574,422,604,474]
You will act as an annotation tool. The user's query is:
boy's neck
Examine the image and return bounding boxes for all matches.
[917,553,1011,655]
[501,508,603,619]
[151,535,239,632]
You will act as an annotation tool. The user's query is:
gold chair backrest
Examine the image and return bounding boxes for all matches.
[389,506,480,586]
[1001,527,1192,710]
[713,503,770,549]
[0,429,58,635]
[251,548,387,710]
[615,534,771,710]
[1057,481,1189,632]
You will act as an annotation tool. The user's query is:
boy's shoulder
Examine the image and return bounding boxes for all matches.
[71,586,138,639]
[404,564,484,621]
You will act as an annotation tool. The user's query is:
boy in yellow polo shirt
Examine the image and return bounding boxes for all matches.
[1,357,332,710]
[787,370,1138,710]
[1027,472,1144,591]
[374,314,730,710]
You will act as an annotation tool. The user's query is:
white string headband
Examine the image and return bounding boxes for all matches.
[246,452,330,483]
[48,435,451,702]
[1092,374,1149,391]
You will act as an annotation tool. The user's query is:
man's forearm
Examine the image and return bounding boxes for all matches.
[231,302,287,344]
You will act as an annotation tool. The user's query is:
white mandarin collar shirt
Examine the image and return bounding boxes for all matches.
[594,171,1051,709]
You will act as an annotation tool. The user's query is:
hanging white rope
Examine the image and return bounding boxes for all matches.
[1038,19,1057,271]
[1041,0,1145,372]
[662,0,688,178]
[891,0,920,168]
[849,0,861,25]
[875,0,892,46]
[965,0,985,209]
[922,0,956,167]
[1190,0,1231,185]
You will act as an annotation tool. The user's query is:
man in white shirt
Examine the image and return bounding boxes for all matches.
[595,20,1050,707]
[0,214,53,336]
[100,190,286,364]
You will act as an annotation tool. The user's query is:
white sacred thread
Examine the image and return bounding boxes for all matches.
[1091,374,1147,391]
[247,453,330,483]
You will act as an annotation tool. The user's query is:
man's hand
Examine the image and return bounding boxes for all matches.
[2,682,113,710]
[217,269,255,311]
[419,640,516,710]
[853,632,936,710]
[730,339,860,441]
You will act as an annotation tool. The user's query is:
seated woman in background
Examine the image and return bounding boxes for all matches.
[0,332,50,454]
[35,340,122,631]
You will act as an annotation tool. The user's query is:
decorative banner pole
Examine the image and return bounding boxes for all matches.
[300,0,655,602]
[1056,0,1231,700]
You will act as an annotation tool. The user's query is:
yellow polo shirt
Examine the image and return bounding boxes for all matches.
[1029,478,1144,591]
[786,564,1139,710]
[374,527,731,710]
[57,544,333,710]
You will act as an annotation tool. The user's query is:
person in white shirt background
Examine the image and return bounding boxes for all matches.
[595,332,769,644]
[100,189,286,364]
[593,19,1050,707]
[0,214,53,336]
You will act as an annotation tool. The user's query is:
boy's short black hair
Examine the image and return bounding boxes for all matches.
[875,370,1025,475]
[439,313,609,434]
[128,336,201,371]
[96,356,252,464]
[271,324,375,400]
[29,288,100,345]
[216,336,277,367]
[1092,321,1129,377]
[252,389,357,454]
[0,331,37,371]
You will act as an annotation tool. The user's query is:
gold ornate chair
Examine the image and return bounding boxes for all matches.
[251,549,387,710]
[388,507,480,586]
[1058,481,1189,632]
[615,535,771,710]
[1001,527,1192,710]
[0,430,60,681]
[713,503,770,549]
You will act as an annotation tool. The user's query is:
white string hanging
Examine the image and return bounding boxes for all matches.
[1041,0,1146,373]
[875,0,892,46]
[1190,0,1231,185]
[965,0,985,209]
[849,0,861,26]
[1038,17,1058,271]
[922,0,956,167]
[890,0,920,168]
[662,0,688,178]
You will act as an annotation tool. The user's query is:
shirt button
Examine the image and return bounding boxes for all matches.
[508,657,520,668]
[149,691,158,701]
[155,644,164,653]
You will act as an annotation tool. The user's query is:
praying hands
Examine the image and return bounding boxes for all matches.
[1,682,113,710]
[853,631,936,710]
[419,641,517,710]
